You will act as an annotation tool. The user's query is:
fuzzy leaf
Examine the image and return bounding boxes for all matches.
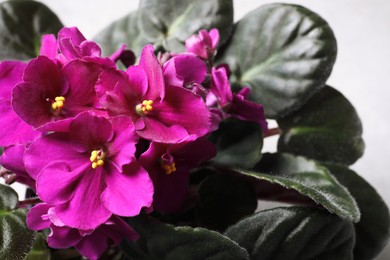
[125,215,249,260]
[324,164,390,260]
[278,86,364,165]
[24,233,50,260]
[0,0,63,60]
[228,153,360,222]
[224,207,355,260]
[209,119,263,169]
[196,174,257,231]
[138,0,233,52]
[0,184,36,260]
[217,4,337,118]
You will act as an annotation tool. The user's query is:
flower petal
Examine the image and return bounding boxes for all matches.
[26,203,51,230]
[47,225,82,249]
[39,34,58,59]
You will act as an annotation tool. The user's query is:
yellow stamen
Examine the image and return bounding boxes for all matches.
[90,150,105,169]
[161,162,176,175]
[51,96,65,111]
[136,100,154,115]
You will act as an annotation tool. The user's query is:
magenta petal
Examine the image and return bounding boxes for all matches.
[0,100,41,146]
[79,41,101,57]
[125,65,149,97]
[75,230,107,260]
[209,28,220,49]
[138,117,190,143]
[0,61,26,99]
[48,225,82,249]
[36,161,85,205]
[55,166,111,229]
[101,161,153,216]
[232,94,268,131]
[211,67,233,105]
[26,203,51,230]
[163,55,207,87]
[58,27,86,46]
[139,45,165,100]
[69,112,113,150]
[96,68,128,98]
[40,34,58,59]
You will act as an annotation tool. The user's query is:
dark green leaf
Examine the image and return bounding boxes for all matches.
[94,11,149,58]
[324,164,390,260]
[217,4,337,118]
[138,0,233,52]
[25,233,50,260]
[228,153,360,222]
[196,174,257,231]
[209,119,263,169]
[224,207,355,260]
[277,86,364,165]
[0,0,63,60]
[0,184,35,260]
[126,215,249,260]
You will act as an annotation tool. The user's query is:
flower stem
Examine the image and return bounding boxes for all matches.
[18,197,41,208]
[264,127,281,137]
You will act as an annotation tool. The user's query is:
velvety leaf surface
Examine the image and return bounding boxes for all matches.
[217,4,337,118]
[0,184,35,260]
[125,215,249,260]
[138,0,233,52]
[209,119,263,169]
[94,11,149,58]
[224,207,355,260]
[196,174,257,231]
[25,233,50,260]
[278,86,364,165]
[324,163,390,260]
[0,0,63,60]
[229,153,360,222]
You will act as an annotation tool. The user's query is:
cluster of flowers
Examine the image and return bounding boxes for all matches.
[0,27,267,259]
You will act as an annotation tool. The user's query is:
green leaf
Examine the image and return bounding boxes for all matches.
[227,153,360,222]
[277,86,364,165]
[209,119,263,169]
[323,164,390,260]
[0,0,63,60]
[24,233,50,260]
[138,0,233,52]
[217,4,337,118]
[195,174,257,231]
[126,214,249,260]
[0,184,35,260]
[94,11,149,58]
[224,207,355,260]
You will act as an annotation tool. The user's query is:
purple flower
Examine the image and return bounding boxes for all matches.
[12,55,107,132]
[185,28,220,60]
[97,45,211,143]
[208,67,268,131]
[24,112,153,229]
[0,144,35,188]
[27,203,138,260]
[0,61,41,146]
[139,138,216,213]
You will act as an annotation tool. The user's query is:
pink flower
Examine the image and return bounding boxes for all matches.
[0,61,41,146]
[97,45,211,143]
[208,67,268,131]
[139,138,216,213]
[185,28,220,60]
[27,203,138,260]
[24,112,154,229]
[12,56,107,132]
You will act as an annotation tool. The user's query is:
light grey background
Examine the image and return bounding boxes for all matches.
[0,0,389,259]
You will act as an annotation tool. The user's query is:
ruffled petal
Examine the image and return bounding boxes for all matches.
[26,203,51,230]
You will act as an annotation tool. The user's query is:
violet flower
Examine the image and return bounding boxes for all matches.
[97,44,211,143]
[24,112,154,229]
[185,28,220,60]
[27,203,138,260]
[208,67,268,131]
[12,55,107,132]
[0,61,41,146]
[139,138,216,213]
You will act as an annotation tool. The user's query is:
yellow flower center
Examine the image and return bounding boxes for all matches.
[136,100,153,115]
[90,150,106,169]
[161,162,176,175]
[51,96,65,111]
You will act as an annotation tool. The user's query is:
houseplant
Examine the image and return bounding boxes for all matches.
[0,0,388,259]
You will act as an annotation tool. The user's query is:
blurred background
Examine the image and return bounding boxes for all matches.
[0,0,389,259]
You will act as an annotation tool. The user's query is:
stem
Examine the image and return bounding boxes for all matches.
[18,197,41,208]
[264,127,282,137]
